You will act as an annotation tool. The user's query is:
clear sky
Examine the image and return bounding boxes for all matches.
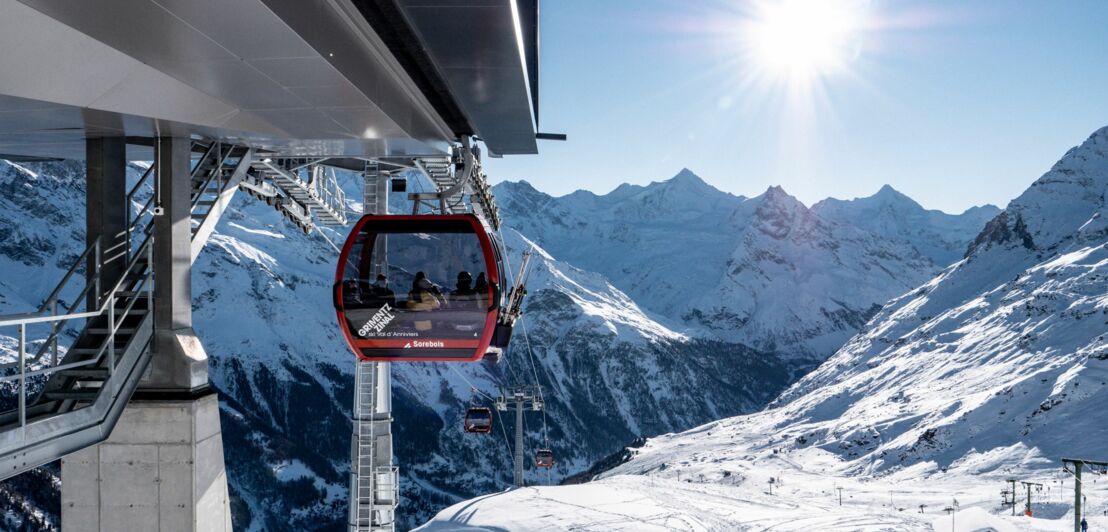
[484,0,1108,213]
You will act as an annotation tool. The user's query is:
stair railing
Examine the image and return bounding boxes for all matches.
[310,165,347,224]
[124,164,155,259]
[0,237,101,372]
[190,142,236,212]
[0,171,158,431]
[0,234,152,439]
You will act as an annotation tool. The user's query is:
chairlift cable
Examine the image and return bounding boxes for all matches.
[492,228,551,445]
[316,227,343,254]
[491,228,526,386]
[494,230,543,389]
[518,314,550,445]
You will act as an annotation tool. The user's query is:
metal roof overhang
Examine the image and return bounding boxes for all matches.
[357,0,540,156]
[0,0,539,160]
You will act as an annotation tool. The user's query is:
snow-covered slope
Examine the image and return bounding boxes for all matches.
[763,126,1108,472]
[496,173,998,362]
[420,127,1108,531]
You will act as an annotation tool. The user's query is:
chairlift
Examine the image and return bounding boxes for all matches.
[334,214,503,361]
[463,407,493,434]
[535,449,554,468]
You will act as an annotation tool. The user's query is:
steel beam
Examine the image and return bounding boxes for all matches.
[85,137,127,308]
[147,136,208,391]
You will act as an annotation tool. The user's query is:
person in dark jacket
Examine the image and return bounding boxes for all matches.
[368,274,395,308]
[450,271,480,310]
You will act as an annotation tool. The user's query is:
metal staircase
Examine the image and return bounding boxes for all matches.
[405,139,501,229]
[0,139,252,481]
[251,159,348,228]
[189,141,255,261]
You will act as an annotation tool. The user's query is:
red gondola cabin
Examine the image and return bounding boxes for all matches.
[535,449,555,468]
[335,215,502,362]
[463,407,493,433]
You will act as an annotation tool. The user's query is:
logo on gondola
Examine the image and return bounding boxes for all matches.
[405,340,445,348]
[358,304,395,338]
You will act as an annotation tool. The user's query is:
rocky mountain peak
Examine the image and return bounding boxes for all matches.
[966,127,1108,259]
[669,167,708,186]
[751,186,811,239]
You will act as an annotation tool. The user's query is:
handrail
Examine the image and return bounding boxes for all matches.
[122,164,154,257]
[191,143,235,211]
[0,354,100,383]
[0,234,153,372]
[0,238,100,324]
[0,309,102,329]
[0,201,154,371]
[40,237,101,316]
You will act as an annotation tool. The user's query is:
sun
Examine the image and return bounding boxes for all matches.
[744,0,863,84]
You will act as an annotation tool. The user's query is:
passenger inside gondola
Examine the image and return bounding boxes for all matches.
[408,272,444,332]
[407,272,444,311]
[342,280,363,307]
[450,271,481,310]
[367,274,395,308]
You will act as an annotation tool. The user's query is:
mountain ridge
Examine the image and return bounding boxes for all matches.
[495,170,1000,361]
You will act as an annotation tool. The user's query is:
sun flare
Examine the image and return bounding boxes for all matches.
[745,0,863,84]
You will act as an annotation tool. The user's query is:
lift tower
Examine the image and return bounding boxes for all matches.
[1020,481,1043,516]
[496,385,544,487]
[1063,457,1108,532]
[349,163,398,532]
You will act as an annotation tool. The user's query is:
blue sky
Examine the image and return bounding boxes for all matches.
[484,0,1108,213]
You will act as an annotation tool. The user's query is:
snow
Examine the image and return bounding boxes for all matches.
[419,434,1108,531]
[419,127,1108,531]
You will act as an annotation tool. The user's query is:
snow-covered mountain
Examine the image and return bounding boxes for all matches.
[764,125,1108,473]
[495,173,997,362]
[0,162,792,530]
[419,127,1108,530]
[812,184,1000,267]
[0,155,1001,530]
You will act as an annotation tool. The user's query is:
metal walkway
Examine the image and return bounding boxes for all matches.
[253,159,348,227]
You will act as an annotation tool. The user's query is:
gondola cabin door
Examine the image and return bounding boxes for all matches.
[335,215,501,361]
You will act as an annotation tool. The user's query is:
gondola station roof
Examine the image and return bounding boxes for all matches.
[0,0,541,160]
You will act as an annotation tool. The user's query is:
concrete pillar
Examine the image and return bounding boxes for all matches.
[62,137,232,532]
[85,137,127,308]
[147,136,207,391]
[61,394,232,532]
